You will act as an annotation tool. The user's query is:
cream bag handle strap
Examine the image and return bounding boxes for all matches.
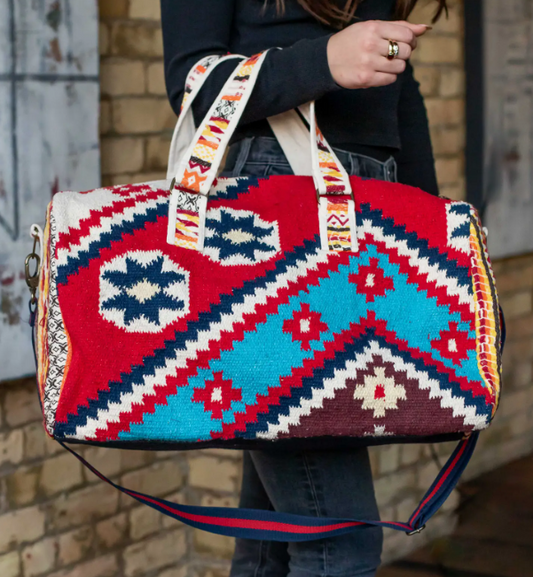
[166,54,246,180]
[167,51,355,253]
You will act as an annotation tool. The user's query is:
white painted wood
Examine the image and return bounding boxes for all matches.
[0,0,100,381]
[483,0,533,258]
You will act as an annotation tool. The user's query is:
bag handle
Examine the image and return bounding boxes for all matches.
[166,52,357,253]
[166,53,246,181]
[59,434,477,541]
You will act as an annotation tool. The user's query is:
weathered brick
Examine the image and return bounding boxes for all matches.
[109,171,167,186]
[6,465,40,506]
[119,449,155,472]
[395,496,418,522]
[0,552,20,577]
[199,449,244,461]
[111,22,164,58]
[95,513,128,551]
[415,36,462,65]
[378,444,400,475]
[22,538,57,577]
[129,504,161,540]
[121,460,184,503]
[413,66,440,96]
[47,484,119,531]
[48,554,118,577]
[190,567,233,577]
[101,137,144,175]
[157,567,187,577]
[430,125,465,155]
[439,179,466,201]
[98,0,129,19]
[130,0,162,20]
[146,135,172,170]
[425,98,464,126]
[82,447,123,483]
[112,97,175,134]
[40,453,83,496]
[368,447,380,477]
[22,423,62,460]
[147,62,167,95]
[188,456,240,492]
[435,157,462,185]
[513,362,533,389]
[58,527,94,567]
[500,291,532,320]
[4,381,41,427]
[0,430,23,467]
[374,469,416,506]
[400,444,422,467]
[417,460,441,490]
[101,60,145,96]
[506,314,533,340]
[99,23,110,56]
[494,262,533,294]
[123,529,186,577]
[0,507,46,554]
[499,390,532,420]
[440,68,464,98]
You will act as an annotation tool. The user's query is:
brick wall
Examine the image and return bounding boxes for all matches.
[1,1,532,576]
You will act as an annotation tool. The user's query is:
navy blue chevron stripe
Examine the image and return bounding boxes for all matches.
[56,201,168,286]
[242,328,490,439]
[54,236,322,439]
[361,204,472,291]
[212,177,261,200]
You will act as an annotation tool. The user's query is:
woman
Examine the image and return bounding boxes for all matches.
[161,1,446,575]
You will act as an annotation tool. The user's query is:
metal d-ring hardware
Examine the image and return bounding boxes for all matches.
[315,188,355,204]
[406,524,426,536]
[25,233,41,306]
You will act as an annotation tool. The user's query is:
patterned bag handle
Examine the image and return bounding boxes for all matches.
[166,53,246,180]
[166,51,357,252]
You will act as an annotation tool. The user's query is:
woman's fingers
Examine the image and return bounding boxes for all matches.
[374,55,407,74]
[371,72,399,87]
[375,22,417,47]
[378,39,412,61]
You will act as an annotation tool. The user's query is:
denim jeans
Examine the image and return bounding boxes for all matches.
[222,136,398,577]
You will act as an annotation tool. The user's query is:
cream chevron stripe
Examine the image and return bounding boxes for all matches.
[54,182,169,268]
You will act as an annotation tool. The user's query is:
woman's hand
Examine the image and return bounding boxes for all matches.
[327,20,430,89]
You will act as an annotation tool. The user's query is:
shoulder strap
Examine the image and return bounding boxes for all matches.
[59,434,478,541]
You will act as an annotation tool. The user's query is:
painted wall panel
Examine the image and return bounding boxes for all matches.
[0,0,99,381]
[483,0,533,258]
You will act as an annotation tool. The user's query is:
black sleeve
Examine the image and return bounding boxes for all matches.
[160,0,339,125]
[394,61,439,196]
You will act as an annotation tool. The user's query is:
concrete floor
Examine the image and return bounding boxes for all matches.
[377,454,533,577]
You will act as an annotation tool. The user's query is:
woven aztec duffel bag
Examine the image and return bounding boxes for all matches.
[25,52,504,541]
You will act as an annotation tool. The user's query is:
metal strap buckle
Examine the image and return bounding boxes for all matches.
[316,188,355,204]
[25,234,41,306]
[406,524,426,536]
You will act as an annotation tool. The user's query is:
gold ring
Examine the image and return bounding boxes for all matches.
[387,40,400,60]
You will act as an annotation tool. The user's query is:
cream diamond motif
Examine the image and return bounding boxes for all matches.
[126,279,161,304]
[354,366,407,418]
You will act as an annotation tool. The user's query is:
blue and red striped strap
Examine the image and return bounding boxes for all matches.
[59,433,478,542]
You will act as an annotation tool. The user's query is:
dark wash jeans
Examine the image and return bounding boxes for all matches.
[221,136,398,577]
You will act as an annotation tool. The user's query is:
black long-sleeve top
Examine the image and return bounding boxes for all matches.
[160,0,439,194]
